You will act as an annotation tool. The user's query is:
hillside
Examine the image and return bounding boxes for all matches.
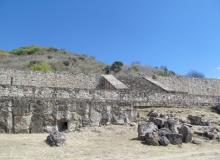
[0,46,175,76]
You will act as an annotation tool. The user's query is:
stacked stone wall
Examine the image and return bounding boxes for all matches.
[0,69,99,89]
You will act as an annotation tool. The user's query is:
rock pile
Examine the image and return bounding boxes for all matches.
[138,111,192,146]
[46,128,66,146]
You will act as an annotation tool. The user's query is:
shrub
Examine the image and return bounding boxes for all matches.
[158,66,176,77]
[63,61,70,66]
[47,55,53,59]
[186,70,205,78]
[110,61,123,73]
[28,61,53,72]
[47,47,58,52]
[10,46,46,55]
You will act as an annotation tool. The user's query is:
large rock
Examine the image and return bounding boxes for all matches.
[144,132,160,146]
[166,118,178,133]
[166,133,182,145]
[152,118,167,129]
[138,121,158,140]
[188,115,210,126]
[178,125,192,143]
[46,129,66,146]
[159,136,170,146]
[158,128,172,137]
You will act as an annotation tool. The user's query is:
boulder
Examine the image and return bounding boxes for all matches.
[46,129,66,146]
[159,136,170,146]
[188,115,210,126]
[158,128,172,137]
[178,125,192,143]
[166,133,182,145]
[144,132,160,146]
[138,121,158,140]
[152,118,167,129]
[166,118,178,133]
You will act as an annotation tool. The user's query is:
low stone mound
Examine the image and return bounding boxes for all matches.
[46,128,66,147]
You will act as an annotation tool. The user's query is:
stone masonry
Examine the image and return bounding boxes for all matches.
[0,69,220,133]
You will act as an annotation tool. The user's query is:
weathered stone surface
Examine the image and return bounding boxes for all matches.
[166,133,182,145]
[138,121,158,140]
[188,115,210,126]
[14,114,32,133]
[152,118,167,129]
[46,129,66,147]
[178,125,192,143]
[159,136,170,146]
[144,132,160,146]
[165,118,178,133]
[158,128,172,137]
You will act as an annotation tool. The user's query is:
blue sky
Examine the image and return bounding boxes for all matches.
[0,0,220,78]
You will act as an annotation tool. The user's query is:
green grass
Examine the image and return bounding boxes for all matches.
[9,46,47,55]
[28,62,54,72]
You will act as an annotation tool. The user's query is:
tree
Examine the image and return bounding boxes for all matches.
[186,70,205,78]
[110,61,123,73]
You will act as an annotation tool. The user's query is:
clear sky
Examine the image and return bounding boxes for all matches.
[0,0,220,78]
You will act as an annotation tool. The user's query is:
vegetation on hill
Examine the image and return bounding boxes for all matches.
[186,70,205,78]
[0,50,9,56]
[0,45,178,76]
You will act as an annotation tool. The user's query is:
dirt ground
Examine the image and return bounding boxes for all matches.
[1,107,220,160]
[0,125,220,160]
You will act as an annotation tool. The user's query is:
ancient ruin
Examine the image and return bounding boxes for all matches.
[0,69,220,134]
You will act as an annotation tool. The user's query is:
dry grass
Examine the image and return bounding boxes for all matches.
[0,125,220,160]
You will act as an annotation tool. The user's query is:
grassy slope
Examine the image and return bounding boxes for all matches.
[0,46,173,76]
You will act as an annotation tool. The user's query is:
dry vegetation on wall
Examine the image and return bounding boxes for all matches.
[0,45,178,76]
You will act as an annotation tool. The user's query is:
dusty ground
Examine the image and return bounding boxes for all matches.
[1,107,220,160]
[0,125,220,160]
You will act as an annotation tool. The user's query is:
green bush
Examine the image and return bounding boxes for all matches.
[63,61,70,66]
[111,61,123,73]
[28,61,53,72]
[10,46,46,55]
[47,55,53,59]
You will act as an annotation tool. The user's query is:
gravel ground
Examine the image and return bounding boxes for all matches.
[0,125,220,160]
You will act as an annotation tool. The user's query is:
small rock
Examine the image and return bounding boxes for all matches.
[188,115,210,126]
[144,132,160,146]
[148,110,159,118]
[46,128,66,147]
[192,139,202,145]
[204,131,216,140]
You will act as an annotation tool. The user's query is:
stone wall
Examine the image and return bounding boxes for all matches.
[0,97,136,133]
[0,83,219,133]
[117,76,166,93]
[147,75,220,96]
[0,69,99,89]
